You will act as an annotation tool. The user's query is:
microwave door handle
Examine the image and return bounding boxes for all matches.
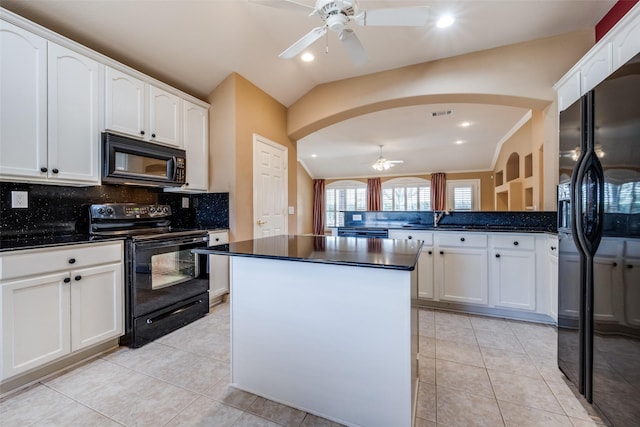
[171,156,178,181]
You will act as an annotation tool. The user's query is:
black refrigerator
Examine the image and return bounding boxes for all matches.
[558,52,640,427]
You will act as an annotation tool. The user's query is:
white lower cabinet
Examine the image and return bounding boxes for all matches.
[208,230,230,304]
[0,242,123,381]
[388,230,433,299]
[548,237,559,322]
[490,235,536,311]
[435,232,488,305]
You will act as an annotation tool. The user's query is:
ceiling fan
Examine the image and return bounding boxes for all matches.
[252,0,430,65]
[372,145,404,171]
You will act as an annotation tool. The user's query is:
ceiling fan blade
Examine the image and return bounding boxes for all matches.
[354,7,429,27]
[248,0,315,13]
[339,29,367,66]
[279,26,327,59]
[387,160,404,164]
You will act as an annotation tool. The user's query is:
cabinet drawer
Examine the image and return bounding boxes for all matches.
[208,231,229,246]
[436,232,487,248]
[0,242,123,281]
[388,230,432,245]
[491,234,535,251]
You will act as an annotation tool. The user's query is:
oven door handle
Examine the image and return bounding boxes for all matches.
[136,236,208,249]
[145,298,205,324]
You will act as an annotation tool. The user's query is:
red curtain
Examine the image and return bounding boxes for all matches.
[431,172,447,211]
[313,179,325,235]
[367,178,381,211]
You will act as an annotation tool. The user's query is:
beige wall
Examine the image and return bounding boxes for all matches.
[287,30,595,211]
[208,73,295,241]
[296,163,314,234]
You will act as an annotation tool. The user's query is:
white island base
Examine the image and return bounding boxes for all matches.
[230,256,418,427]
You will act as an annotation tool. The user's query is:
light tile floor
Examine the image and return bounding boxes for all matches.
[0,304,608,427]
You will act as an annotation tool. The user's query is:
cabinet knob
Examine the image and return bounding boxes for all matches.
[460,237,465,242]
[215,238,220,242]
[612,262,617,267]
[439,251,444,255]
[628,265,634,269]
[184,182,189,186]
[68,258,76,264]
[513,241,519,246]
[495,253,501,258]
[140,130,145,135]
[40,167,48,173]
[428,250,432,255]
[550,246,557,250]
[52,168,59,174]
[74,275,82,281]
[63,277,71,283]
[151,133,156,138]
[408,236,413,240]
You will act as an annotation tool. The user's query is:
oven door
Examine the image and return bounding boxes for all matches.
[131,234,209,317]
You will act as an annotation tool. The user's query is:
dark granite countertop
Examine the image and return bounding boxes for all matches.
[0,234,126,252]
[195,234,423,271]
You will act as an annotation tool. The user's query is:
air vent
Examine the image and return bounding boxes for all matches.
[431,110,453,117]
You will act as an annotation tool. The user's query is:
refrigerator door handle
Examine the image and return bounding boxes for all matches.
[573,153,604,257]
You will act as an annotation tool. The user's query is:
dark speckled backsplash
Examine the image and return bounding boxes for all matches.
[0,182,228,238]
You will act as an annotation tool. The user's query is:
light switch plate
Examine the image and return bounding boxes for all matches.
[11,191,28,208]
[288,206,295,215]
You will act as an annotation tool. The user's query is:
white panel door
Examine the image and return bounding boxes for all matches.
[149,85,181,146]
[1,273,71,380]
[182,100,208,190]
[47,43,100,184]
[70,263,123,352]
[0,21,47,179]
[104,67,145,138]
[253,135,287,238]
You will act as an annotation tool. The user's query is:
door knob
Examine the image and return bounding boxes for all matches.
[257,219,266,225]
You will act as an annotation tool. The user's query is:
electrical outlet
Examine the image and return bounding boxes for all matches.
[11,191,29,208]
[352,214,362,221]
[288,206,295,215]
[182,197,189,208]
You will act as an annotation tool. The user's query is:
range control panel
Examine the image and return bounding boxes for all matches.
[90,203,172,220]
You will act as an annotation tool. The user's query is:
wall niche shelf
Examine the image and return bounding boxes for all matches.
[495,171,504,187]
[524,153,533,178]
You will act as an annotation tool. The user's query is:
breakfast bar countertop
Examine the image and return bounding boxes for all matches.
[195,234,423,271]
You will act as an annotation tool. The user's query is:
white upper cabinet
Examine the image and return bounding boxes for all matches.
[47,43,100,184]
[0,20,47,180]
[0,20,100,185]
[166,100,208,192]
[105,66,182,147]
[149,85,181,146]
[555,4,640,111]
[104,67,146,139]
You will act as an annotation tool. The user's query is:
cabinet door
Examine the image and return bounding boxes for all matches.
[47,43,100,184]
[181,100,208,191]
[492,250,536,310]
[624,261,640,326]
[437,248,488,305]
[149,85,181,146]
[0,21,47,180]
[549,253,558,322]
[70,263,123,352]
[104,67,145,138]
[418,246,434,299]
[1,273,71,380]
[209,231,229,302]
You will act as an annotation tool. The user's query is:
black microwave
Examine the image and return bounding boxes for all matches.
[102,132,186,187]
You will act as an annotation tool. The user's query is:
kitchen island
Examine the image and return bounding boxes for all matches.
[197,234,422,427]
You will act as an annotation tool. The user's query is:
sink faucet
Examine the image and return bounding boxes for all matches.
[433,210,449,227]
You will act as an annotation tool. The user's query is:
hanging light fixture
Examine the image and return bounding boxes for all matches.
[372,145,403,171]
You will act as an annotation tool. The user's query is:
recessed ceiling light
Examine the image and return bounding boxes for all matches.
[311,154,317,158]
[436,15,455,28]
[301,52,315,62]
[455,140,465,145]
[460,121,471,127]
